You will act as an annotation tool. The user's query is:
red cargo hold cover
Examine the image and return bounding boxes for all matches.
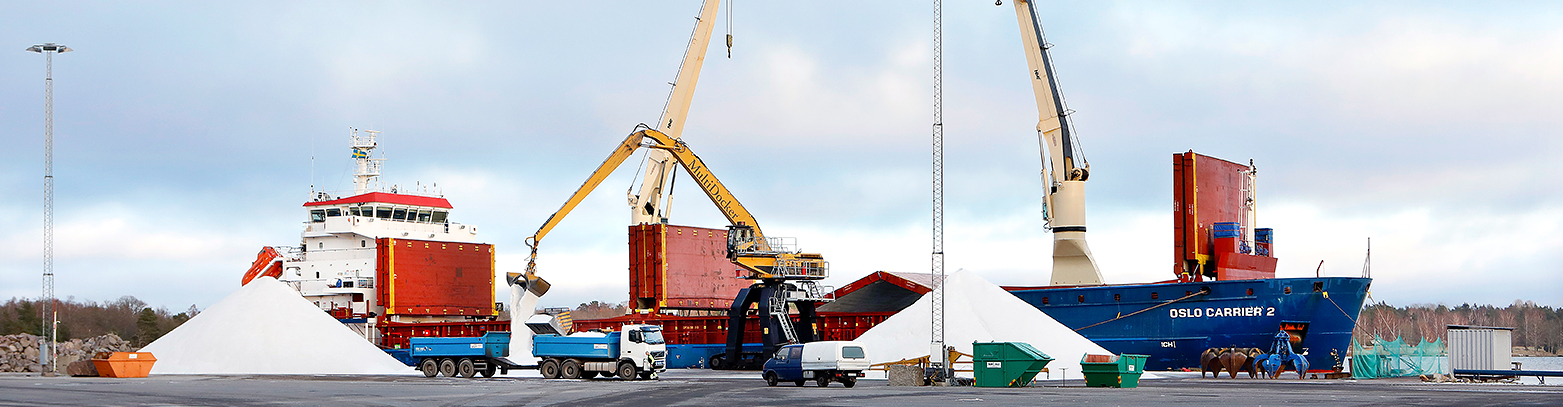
[376,238,496,317]
[629,224,751,311]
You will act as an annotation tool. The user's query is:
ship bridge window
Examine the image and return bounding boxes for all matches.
[376,207,392,219]
[326,208,341,217]
[393,208,408,221]
[417,210,432,223]
[349,206,362,217]
[432,211,448,224]
[310,210,326,223]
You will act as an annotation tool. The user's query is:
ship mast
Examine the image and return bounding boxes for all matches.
[350,128,384,195]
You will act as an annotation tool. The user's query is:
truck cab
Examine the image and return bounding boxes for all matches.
[762,341,869,387]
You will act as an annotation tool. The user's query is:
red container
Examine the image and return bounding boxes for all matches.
[376,238,496,317]
[629,224,751,311]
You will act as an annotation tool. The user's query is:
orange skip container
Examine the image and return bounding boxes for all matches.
[92,352,156,378]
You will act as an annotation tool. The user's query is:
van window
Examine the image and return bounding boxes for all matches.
[789,347,802,359]
[842,346,865,359]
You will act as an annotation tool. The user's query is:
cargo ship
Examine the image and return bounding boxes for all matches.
[1002,152,1371,372]
[242,129,508,350]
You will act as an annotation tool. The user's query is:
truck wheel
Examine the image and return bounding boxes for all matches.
[765,372,779,387]
[709,354,725,370]
[439,359,457,377]
[561,359,583,379]
[843,377,857,388]
[419,359,439,377]
[480,365,496,378]
[618,362,637,380]
[816,375,831,387]
[539,359,560,379]
[457,358,477,378]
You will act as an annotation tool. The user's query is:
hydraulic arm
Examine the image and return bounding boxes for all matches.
[526,126,827,281]
[1011,0,1103,285]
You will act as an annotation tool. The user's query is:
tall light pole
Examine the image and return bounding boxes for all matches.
[929,0,947,379]
[27,42,70,376]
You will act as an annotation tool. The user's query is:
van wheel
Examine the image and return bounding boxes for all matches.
[561,359,583,379]
[457,358,477,378]
[618,362,638,380]
[419,359,439,377]
[843,377,857,388]
[438,359,457,377]
[539,359,560,379]
[816,375,831,387]
[765,372,779,387]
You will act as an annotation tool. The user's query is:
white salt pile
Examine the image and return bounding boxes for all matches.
[140,277,410,374]
[854,269,1136,379]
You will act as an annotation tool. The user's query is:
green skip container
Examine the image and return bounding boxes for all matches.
[972,342,1054,387]
[1079,353,1148,388]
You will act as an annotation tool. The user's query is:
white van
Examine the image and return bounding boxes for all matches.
[763,341,870,387]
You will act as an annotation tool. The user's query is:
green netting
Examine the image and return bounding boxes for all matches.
[1350,335,1448,379]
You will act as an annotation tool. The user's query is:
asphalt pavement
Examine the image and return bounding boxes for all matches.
[1,370,1560,406]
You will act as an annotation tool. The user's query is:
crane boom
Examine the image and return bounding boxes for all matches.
[1011,0,1103,285]
[631,0,724,225]
[528,126,825,281]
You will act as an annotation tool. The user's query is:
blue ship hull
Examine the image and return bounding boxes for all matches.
[1009,277,1370,372]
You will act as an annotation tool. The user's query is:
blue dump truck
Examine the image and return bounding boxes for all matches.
[404,317,666,380]
[532,324,667,380]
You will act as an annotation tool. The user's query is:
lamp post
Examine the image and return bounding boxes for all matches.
[26,42,70,376]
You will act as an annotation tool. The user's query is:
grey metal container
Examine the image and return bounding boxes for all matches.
[1448,325,1512,371]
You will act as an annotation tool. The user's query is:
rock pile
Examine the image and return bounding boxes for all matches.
[0,333,134,373]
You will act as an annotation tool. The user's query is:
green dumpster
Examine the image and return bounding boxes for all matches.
[1079,353,1148,388]
[972,342,1054,387]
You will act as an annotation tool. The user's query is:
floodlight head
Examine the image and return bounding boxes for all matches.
[26,43,71,53]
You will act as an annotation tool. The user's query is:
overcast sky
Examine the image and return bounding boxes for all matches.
[2,1,1559,312]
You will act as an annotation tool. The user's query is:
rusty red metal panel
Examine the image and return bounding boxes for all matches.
[376,238,496,317]
[573,311,895,345]
[378,320,510,349]
[1174,152,1253,277]
[628,224,749,311]
[829,271,934,299]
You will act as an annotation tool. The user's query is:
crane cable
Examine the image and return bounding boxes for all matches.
[1073,288,1208,332]
[726,0,734,58]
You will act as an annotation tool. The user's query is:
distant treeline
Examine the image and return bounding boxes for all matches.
[570,300,629,320]
[0,297,198,347]
[1354,300,1562,353]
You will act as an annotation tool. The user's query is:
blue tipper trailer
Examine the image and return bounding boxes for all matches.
[408,331,528,378]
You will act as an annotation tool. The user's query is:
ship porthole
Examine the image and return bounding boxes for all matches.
[1152,292,1159,300]
[1246,288,1254,296]
[1041,297,1049,305]
[1284,286,1292,294]
[1078,295,1085,303]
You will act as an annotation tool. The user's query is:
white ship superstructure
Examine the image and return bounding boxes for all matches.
[268,129,484,341]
